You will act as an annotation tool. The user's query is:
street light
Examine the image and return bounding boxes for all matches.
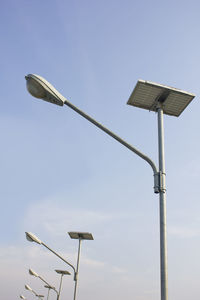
[25,74,160,191]
[44,285,55,300]
[25,285,32,292]
[25,232,75,271]
[25,231,93,300]
[25,74,195,300]
[29,268,59,300]
[127,80,195,300]
[20,295,26,300]
[68,232,94,300]
[25,284,44,300]
[55,269,71,300]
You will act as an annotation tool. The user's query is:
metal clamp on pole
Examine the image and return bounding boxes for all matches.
[154,172,160,194]
[74,271,77,281]
[159,171,166,193]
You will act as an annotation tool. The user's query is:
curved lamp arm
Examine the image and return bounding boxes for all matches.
[29,268,58,295]
[42,242,76,275]
[26,232,76,278]
[25,74,159,193]
[25,285,41,298]
[39,275,58,295]
[63,98,159,193]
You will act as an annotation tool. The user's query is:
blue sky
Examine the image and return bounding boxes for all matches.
[1,1,200,300]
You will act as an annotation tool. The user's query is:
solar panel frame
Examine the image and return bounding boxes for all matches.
[68,231,94,240]
[127,80,195,117]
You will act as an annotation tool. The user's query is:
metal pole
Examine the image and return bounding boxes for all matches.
[157,107,168,300]
[58,274,64,300]
[73,238,82,300]
[46,288,50,300]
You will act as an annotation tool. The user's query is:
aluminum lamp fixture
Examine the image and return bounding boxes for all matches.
[25,232,42,244]
[25,285,32,291]
[68,232,94,240]
[29,268,39,277]
[127,80,195,117]
[25,74,65,106]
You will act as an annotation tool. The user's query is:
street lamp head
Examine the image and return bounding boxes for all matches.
[25,284,32,291]
[25,74,65,106]
[25,232,42,244]
[29,268,39,277]
[25,75,46,99]
[20,295,26,299]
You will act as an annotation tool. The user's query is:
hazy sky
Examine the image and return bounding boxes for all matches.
[1,1,200,300]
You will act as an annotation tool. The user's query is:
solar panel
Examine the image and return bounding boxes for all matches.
[127,80,195,117]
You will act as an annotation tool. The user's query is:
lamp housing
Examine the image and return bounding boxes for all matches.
[25,232,42,244]
[25,74,65,106]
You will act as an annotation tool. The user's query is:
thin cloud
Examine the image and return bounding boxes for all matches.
[169,226,200,238]
[23,199,129,237]
[111,266,127,274]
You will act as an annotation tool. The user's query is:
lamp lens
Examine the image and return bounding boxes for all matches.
[26,232,34,242]
[26,78,46,99]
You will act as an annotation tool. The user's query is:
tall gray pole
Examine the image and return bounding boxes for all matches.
[46,288,50,300]
[73,239,82,300]
[157,107,168,300]
[58,274,64,300]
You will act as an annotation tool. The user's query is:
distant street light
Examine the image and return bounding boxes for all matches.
[25,285,32,292]
[44,285,55,300]
[29,268,59,300]
[25,231,93,300]
[20,295,26,300]
[25,232,75,271]
[25,284,44,300]
[68,232,93,300]
[55,269,71,300]
[25,74,195,300]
